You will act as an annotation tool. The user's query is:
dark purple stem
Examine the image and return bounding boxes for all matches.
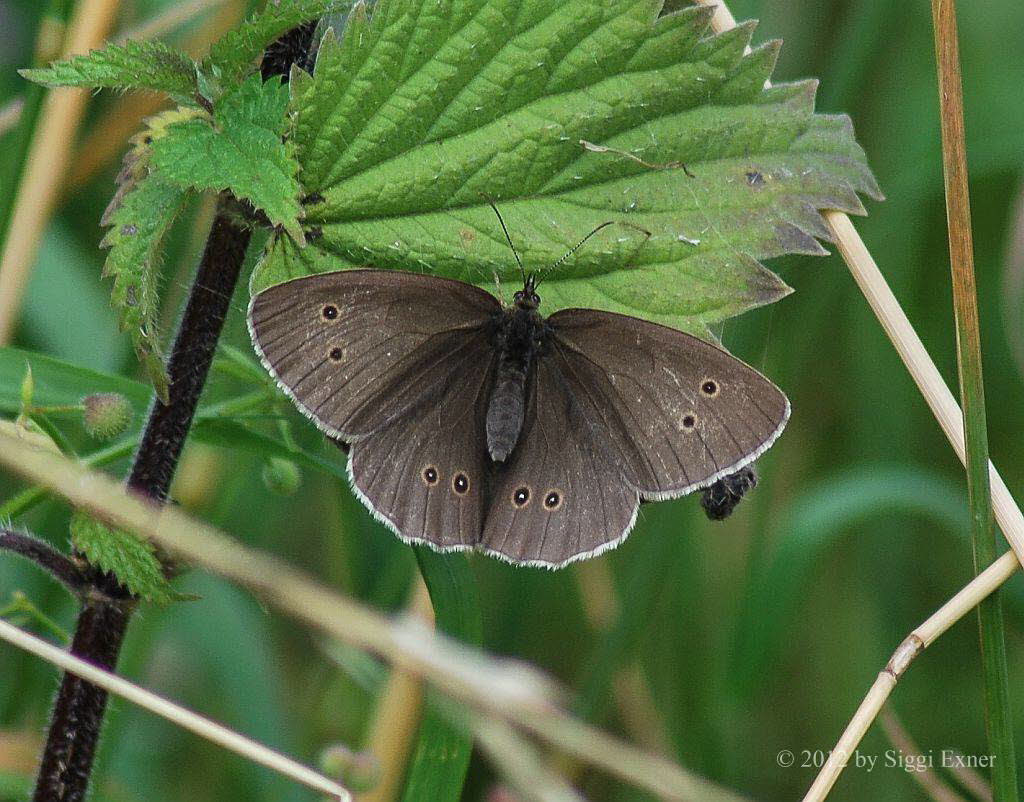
[124,202,252,503]
[29,26,314,799]
[30,196,251,802]
[0,528,88,593]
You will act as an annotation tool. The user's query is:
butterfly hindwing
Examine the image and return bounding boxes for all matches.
[348,328,496,550]
[481,356,638,567]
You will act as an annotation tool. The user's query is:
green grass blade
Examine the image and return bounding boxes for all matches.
[930,2,1018,797]
[571,520,677,725]
[401,548,481,802]
[728,467,968,702]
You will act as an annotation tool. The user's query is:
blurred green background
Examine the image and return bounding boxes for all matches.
[2,0,1023,800]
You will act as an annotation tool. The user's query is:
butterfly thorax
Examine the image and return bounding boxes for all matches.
[485,284,548,462]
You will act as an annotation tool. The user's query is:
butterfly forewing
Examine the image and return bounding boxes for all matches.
[248,270,500,439]
[546,309,790,497]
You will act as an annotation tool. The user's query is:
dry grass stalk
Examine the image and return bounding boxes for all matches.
[0,99,24,138]
[693,1,1024,799]
[0,0,239,187]
[824,210,1024,557]
[359,577,433,802]
[0,0,121,343]
[473,717,586,802]
[946,749,996,802]
[698,0,1024,566]
[113,0,230,44]
[0,431,731,802]
[4,3,1019,799]
[0,618,352,800]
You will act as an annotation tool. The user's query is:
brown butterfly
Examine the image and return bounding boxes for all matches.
[248,264,789,568]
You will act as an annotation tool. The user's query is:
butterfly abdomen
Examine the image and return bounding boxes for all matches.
[486,353,528,462]
[486,303,546,462]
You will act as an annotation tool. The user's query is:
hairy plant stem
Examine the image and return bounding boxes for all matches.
[30,194,252,802]
[29,23,317,797]
[0,528,88,592]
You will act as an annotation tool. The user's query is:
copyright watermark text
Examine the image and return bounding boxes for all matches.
[776,748,994,773]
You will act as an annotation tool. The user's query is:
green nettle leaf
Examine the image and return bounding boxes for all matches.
[255,0,881,337]
[100,176,189,403]
[20,40,198,99]
[101,110,200,403]
[206,0,339,83]
[69,510,176,604]
[150,75,304,242]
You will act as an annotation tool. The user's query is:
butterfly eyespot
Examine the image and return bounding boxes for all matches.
[682,414,696,429]
[512,487,530,507]
[701,380,719,397]
[544,490,562,510]
[453,473,470,494]
[322,305,339,320]
[329,347,343,361]
[422,466,439,485]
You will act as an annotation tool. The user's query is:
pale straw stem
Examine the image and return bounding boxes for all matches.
[693,2,1024,799]
[114,0,229,44]
[0,618,351,800]
[0,0,120,343]
[473,717,586,802]
[0,99,24,138]
[878,706,976,802]
[0,432,718,801]
[359,576,433,802]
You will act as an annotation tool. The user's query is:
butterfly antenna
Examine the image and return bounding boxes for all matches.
[487,200,526,286]
[530,221,615,290]
[536,221,651,290]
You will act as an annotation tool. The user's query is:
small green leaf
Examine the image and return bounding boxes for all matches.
[150,75,303,241]
[19,362,33,413]
[256,0,881,339]
[69,510,176,604]
[206,0,339,83]
[0,347,152,417]
[101,170,190,404]
[20,39,198,99]
[99,107,205,401]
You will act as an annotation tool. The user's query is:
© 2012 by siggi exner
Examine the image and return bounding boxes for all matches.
[866,749,995,773]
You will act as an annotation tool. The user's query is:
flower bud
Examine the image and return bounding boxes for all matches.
[261,456,301,496]
[82,393,132,439]
[318,743,380,793]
